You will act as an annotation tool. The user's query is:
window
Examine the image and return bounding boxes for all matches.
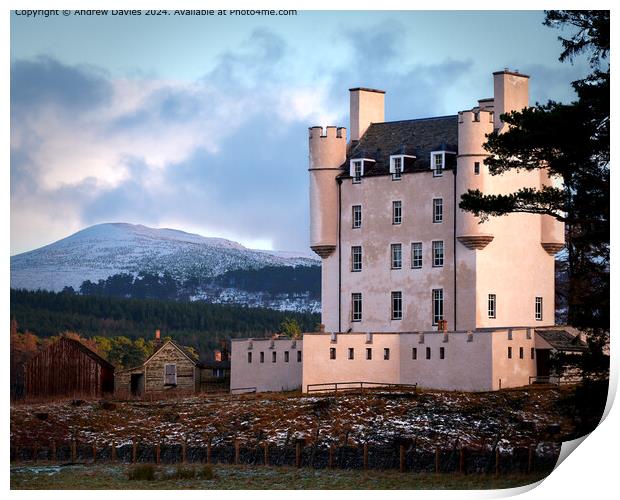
[507,346,512,359]
[411,242,423,269]
[391,291,403,320]
[366,348,372,360]
[474,162,480,175]
[330,348,336,360]
[392,201,402,225]
[351,246,362,272]
[488,294,496,319]
[352,205,362,229]
[391,156,402,180]
[272,351,277,363]
[432,241,444,267]
[164,364,177,385]
[432,152,444,176]
[412,348,417,360]
[391,243,402,269]
[352,293,362,322]
[247,352,252,363]
[519,347,524,359]
[531,348,535,360]
[352,160,362,183]
[440,347,445,360]
[426,347,431,359]
[260,351,265,363]
[297,351,302,362]
[535,297,543,321]
[348,348,354,360]
[433,198,443,223]
[432,289,444,325]
[284,351,289,363]
[384,348,390,360]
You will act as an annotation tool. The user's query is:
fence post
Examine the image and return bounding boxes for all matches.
[234,440,240,465]
[132,440,137,463]
[329,445,334,469]
[399,445,405,473]
[459,447,466,474]
[495,448,500,476]
[263,442,269,466]
[156,443,161,465]
[296,441,302,468]
[435,448,440,474]
[363,443,369,470]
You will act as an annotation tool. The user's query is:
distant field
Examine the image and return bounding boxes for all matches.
[10,463,549,490]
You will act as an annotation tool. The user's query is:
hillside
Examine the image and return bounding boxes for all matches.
[10,223,321,312]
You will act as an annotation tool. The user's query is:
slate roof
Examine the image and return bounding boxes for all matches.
[340,115,458,177]
[535,329,588,352]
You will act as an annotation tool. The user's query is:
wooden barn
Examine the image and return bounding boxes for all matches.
[25,337,114,399]
[115,340,199,398]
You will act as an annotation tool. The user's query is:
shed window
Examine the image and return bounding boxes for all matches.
[164,364,177,386]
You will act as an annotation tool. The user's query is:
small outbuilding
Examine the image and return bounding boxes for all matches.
[25,337,114,399]
[115,340,199,398]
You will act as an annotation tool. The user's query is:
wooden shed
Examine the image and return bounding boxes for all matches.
[115,340,198,398]
[25,337,114,399]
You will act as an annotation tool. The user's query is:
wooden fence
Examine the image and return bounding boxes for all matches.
[306,382,418,394]
[10,439,559,475]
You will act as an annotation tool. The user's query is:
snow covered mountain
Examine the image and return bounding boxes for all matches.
[10,223,319,294]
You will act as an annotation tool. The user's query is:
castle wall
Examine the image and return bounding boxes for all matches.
[490,328,538,390]
[302,331,517,393]
[339,172,457,332]
[230,339,303,393]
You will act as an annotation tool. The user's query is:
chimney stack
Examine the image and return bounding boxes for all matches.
[155,329,161,344]
[493,69,529,131]
[349,87,385,142]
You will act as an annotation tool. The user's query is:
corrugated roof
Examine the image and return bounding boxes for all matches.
[340,115,458,176]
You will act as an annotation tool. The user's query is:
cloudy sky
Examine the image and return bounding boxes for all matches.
[10,10,589,255]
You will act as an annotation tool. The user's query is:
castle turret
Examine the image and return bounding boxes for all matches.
[493,69,529,131]
[308,126,347,258]
[540,169,565,255]
[456,109,495,249]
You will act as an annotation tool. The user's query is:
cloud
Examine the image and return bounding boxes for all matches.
[11,29,332,254]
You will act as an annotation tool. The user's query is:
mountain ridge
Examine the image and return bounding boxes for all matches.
[11,222,319,296]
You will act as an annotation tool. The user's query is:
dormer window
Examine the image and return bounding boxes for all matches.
[351,160,363,183]
[391,157,402,180]
[431,152,444,177]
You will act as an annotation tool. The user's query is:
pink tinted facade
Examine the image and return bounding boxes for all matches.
[302,69,565,392]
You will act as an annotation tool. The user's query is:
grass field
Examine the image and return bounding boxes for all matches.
[10,463,550,490]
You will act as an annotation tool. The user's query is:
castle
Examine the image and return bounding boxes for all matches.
[231,70,584,393]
